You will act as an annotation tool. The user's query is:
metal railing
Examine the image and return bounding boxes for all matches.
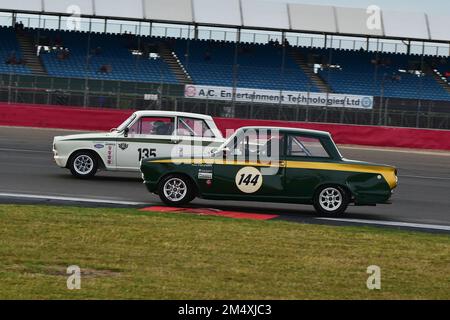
[2,11,449,56]
[1,73,449,130]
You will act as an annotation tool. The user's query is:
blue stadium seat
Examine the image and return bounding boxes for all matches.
[173,39,319,92]
[1,25,449,102]
[36,29,178,84]
[310,48,450,101]
[0,26,32,75]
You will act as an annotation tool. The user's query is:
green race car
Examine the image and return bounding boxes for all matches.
[140,126,398,215]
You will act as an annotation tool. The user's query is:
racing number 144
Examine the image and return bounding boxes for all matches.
[238,173,260,186]
[138,148,157,161]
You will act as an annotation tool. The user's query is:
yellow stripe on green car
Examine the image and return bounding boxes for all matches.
[149,158,398,189]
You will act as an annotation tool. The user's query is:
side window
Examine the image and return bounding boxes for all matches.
[177,117,215,138]
[287,135,329,158]
[128,117,174,136]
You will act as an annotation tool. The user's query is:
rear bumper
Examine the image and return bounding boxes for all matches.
[353,189,393,205]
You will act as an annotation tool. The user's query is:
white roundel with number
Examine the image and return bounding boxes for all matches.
[235,167,263,194]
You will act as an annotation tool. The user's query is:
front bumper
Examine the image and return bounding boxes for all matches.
[53,152,69,168]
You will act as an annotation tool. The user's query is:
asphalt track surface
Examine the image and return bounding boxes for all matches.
[0,126,449,233]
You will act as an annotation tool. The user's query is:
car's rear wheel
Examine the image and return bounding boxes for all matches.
[158,174,195,206]
[313,185,350,216]
[69,151,98,179]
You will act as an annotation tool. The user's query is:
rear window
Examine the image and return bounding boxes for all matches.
[287,135,329,158]
[177,117,215,138]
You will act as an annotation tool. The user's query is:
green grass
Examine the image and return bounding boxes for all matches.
[0,204,449,299]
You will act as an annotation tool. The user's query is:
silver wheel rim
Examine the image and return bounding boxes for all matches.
[74,155,94,175]
[163,178,187,202]
[319,187,343,212]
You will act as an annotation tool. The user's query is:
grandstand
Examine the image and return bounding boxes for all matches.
[4,26,446,100]
[37,29,178,83]
[0,0,449,128]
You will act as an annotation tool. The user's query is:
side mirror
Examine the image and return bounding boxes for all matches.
[124,127,129,138]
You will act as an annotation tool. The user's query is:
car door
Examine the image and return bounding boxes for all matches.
[174,116,222,158]
[116,116,175,170]
[283,134,334,200]
[207,128,286,201]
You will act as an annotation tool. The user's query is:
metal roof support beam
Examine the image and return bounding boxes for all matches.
[0,1,449,44]
[280,30,287,102]
[194,24,198,40]
[185,25,191,67]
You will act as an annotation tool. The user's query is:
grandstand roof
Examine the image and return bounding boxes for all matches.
[0,0,449,43]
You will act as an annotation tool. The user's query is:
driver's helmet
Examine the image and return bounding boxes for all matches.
[152,121,173,135]
[151,121,165,134]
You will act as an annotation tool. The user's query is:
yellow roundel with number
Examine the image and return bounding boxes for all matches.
[235,167,263,194]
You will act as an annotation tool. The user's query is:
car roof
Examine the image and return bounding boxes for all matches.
[133,110,213,120]
[236,126,331,137]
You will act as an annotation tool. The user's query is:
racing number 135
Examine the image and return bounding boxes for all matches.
[138,148,156,161]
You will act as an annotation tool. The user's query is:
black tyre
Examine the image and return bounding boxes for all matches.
[313,185,350,216]
[158,174,195,206]
[69,151,98,179]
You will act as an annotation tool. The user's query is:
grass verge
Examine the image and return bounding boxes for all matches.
[0,204,449,299]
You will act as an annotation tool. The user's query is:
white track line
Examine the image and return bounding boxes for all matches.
[399,175,450,181]
[1,193,449,232]
[339,145,450,156]
[0,192,147,206]
[0,148,50,154]
[0,125,92,132]
[317,218,450,232]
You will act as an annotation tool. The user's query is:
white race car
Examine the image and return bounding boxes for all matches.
[53,111,225,178]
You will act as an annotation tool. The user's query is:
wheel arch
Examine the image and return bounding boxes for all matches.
[67,149,106,170]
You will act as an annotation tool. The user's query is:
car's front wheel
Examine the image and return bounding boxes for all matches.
[313,185,350,216]
[69,151,98,179]
[158,174,195,206]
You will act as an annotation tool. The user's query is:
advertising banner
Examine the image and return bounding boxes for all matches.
[184,85,374,109]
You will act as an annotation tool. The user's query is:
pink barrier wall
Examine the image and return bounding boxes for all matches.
[0,104,130,131]
[214,118,450,151]
[1,103,449,150]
